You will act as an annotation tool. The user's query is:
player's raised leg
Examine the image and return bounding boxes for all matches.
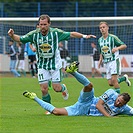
[65,61,92,91]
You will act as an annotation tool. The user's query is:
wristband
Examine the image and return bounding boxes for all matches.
[83,35,87,38]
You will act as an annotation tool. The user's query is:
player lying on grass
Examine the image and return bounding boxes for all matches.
[23,62,133,117]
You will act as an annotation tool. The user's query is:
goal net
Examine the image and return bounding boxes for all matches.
[0,17,133,73]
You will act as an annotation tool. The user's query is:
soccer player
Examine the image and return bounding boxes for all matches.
[98,21,131,94]
[8,14,96,106]
[23,61,133,117]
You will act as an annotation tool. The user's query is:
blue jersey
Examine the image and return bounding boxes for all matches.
[25,42,36,56]
[65,89,133,116]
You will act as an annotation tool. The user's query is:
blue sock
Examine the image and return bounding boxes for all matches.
[34,97,55,113]
[71,72,90,86]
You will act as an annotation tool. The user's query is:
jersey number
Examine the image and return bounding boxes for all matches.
[39,74,44,80]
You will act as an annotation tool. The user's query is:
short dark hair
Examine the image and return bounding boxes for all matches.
[91,42,96,45]
[38,14,51,24]
[35,22,39,29]
[9,39,14,42]
[120,93,131,104]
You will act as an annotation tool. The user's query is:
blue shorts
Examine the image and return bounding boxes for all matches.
[65,89,94,116]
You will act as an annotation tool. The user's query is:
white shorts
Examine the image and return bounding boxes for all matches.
[38,69,62,84]
[92,60,99,69]
[105,58,121,80]
[18,60,25,70]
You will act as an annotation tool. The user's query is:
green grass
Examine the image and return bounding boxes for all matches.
[0,76,133,133]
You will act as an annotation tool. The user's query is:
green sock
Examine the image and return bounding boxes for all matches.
[61,84,66,92]
[117,76,126,84]
[48,80,53,90]
[115,88,120,94]
[17,70,20,74]
[42,93,51,103]
[30,70,33,77]
[92,74,94,78]
[22,70,26,77]
[101,73,104,78]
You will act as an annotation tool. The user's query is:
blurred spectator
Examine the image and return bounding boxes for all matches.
[90,42,104,78]
[16,42,26,77]
[59,42,70,78]
[24,42,37,78]
[6,40,21,77]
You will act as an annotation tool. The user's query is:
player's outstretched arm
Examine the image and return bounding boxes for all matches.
[86,35,96,39]
[8,28,21,42]
[70,32,96,39]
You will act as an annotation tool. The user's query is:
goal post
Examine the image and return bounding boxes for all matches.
[0,17,133,73]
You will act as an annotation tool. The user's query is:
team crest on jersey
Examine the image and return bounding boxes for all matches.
[39,43,51,52]
[39,39,43,44]
[101,46,109,53]
[102,93,108,100]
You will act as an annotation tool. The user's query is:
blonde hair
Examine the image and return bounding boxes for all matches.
[99,21,109,27]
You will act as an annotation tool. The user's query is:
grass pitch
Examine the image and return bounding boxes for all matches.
[0,76,133,133]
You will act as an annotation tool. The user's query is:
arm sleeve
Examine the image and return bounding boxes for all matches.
[122,105,133,116]
[114,35,125,46]
[20,31,34,44]
[57,28,71,42]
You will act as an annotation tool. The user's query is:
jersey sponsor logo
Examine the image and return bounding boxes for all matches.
[103,103,115,116]
[101,46,109,53]
[39,43,51,53]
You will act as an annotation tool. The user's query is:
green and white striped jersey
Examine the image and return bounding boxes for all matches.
[20,27,70,70]
[98,34,125,63]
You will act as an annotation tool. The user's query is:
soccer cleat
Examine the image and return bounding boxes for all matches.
[23,91,37,100]
[62,84,69,100]
[65,61,79,73]
[123,74,131,86]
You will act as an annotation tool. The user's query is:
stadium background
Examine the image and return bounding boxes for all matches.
[0,1,133,74]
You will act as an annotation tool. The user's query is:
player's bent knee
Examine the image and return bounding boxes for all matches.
[84,83,93,92]
[53,84,62,92]
[88,82,93,88]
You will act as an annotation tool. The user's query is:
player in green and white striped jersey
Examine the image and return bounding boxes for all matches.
[8,14,96,109]
[98,21,131,94]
